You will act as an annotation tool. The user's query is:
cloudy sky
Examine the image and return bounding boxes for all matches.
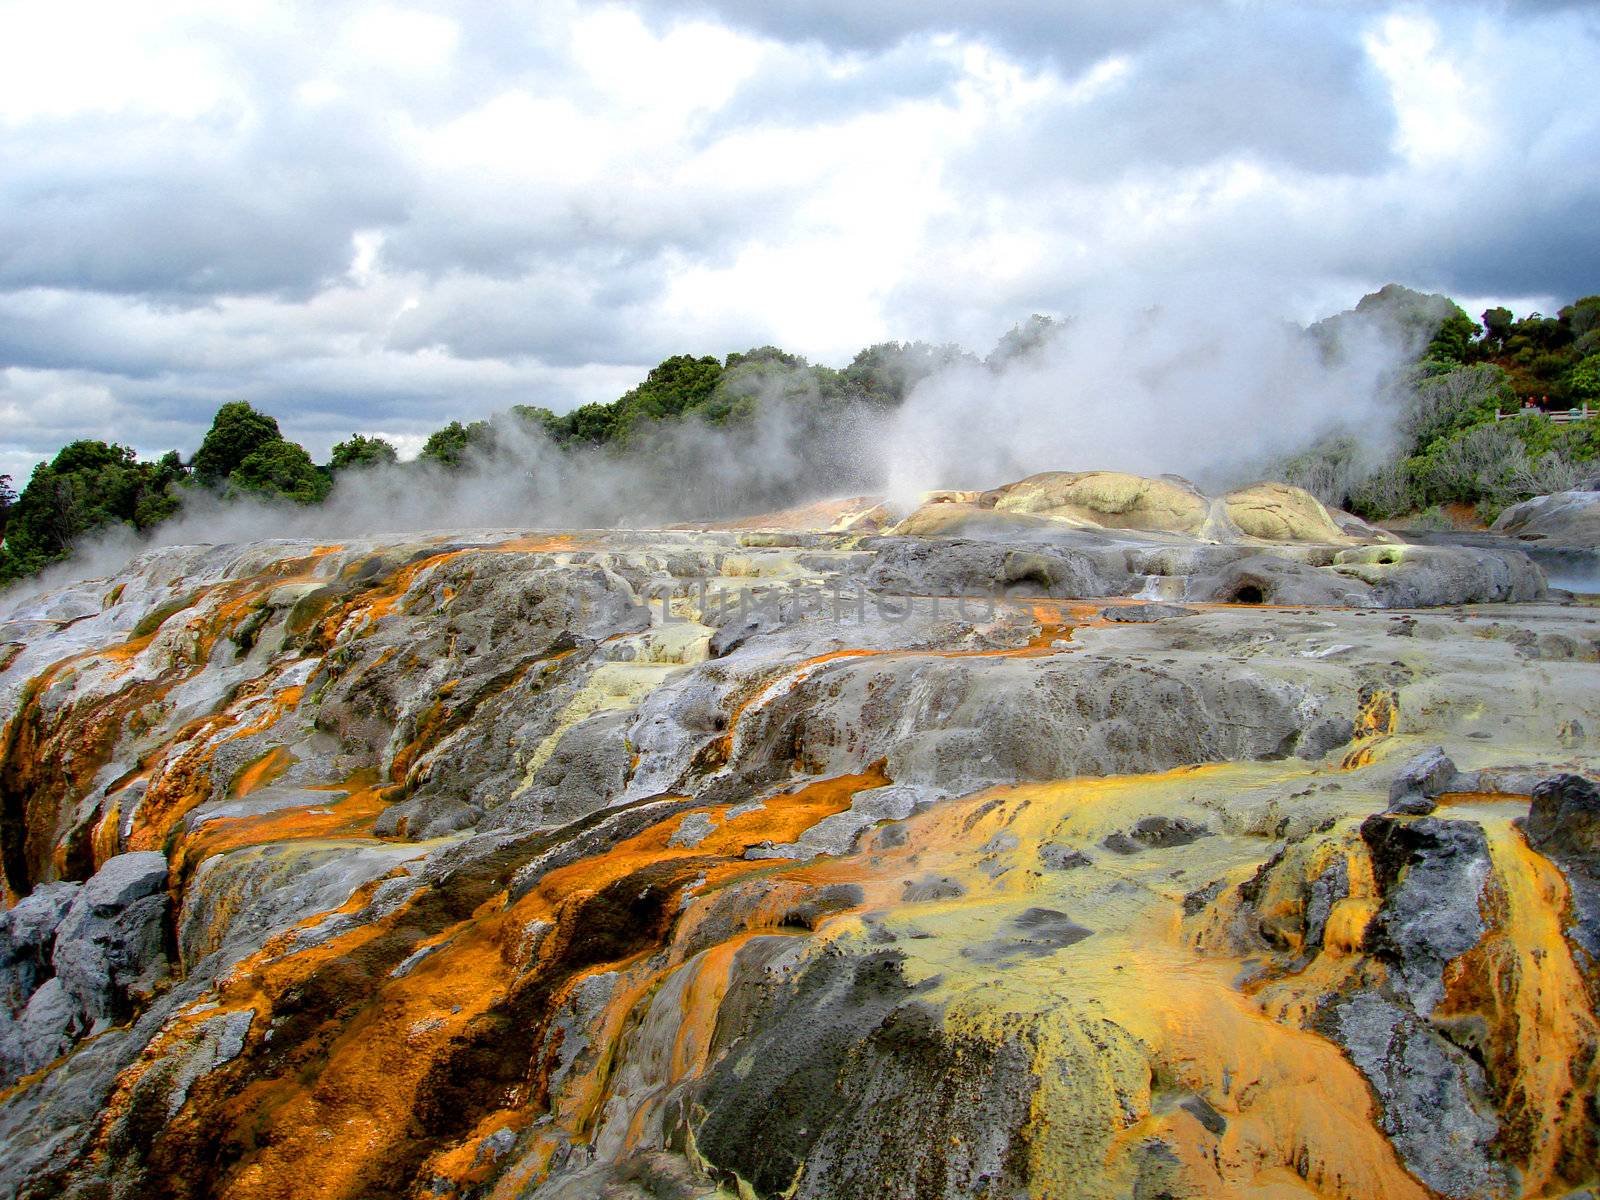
[1,0,1596,482]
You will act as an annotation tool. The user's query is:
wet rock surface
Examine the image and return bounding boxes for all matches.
[1522,773,1600,962]
[0,503,1595,1199]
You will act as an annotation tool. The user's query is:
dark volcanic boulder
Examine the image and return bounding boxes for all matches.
[1524,773,1600,858]
[1521,773,1600,962]
[1386,747,1464,814]
[51,852,170,1031]
[1360,814,1491,1013]
[0,882,76,1013]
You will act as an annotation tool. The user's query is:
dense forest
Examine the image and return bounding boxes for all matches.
[2,286,1598,587]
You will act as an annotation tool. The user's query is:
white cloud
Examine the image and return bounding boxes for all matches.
[1364,12,1480,166]
[0,1,245,123]
[343,4,460,74]
[0,0,1593,476]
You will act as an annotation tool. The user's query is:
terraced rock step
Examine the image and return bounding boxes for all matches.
[0,486,1596,1198]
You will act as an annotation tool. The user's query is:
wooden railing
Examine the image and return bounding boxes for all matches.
[1497,404,1595,424]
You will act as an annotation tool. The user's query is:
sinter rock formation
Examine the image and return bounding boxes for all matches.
[0,471,1597,1199]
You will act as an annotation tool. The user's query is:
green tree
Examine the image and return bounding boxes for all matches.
[552,403,620,447]
[1508,314,1573,352]
[1482,306,1514,348]
[1351,285,1459,346]
[156,450,188,483]
[228,440,330,503]
[1403,364,1515,449]
[508,406,563,440]
[1569,354,1600,407]
[0,441,181,584]
[193,402,283,486]
[631,354,724,419]
[420,420,494,467]
[987,315,1060,367]
[724,346,803,372]
[329,433,399,472]
[1424,310,1481,365]
[602,354,726,439]
[1559,296,1600,340]
[699,348,826,425]
[840,341,975,405]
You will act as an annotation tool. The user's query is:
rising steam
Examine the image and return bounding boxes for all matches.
[2,290,1416,608]
[881,293,1412,510]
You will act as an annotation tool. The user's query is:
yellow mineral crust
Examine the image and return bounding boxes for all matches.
[1222,482,1356,544]
[6,529,1596,1199]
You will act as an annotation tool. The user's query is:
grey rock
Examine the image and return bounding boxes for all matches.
[147,1008,255,1119]
[1039,844,1092,870]
[51,853,171,1029]
[1360,815,1491,1014]
[1493,489,1600,546]
[1007,907,1094,953]
[1324,991,1510,1199]
[1521,773,1600,962]
[688,942,1042,1200]
[75,851,167,911]
[1101,603,1196,623]
[1194,555,1375,607]
[865,537,1123,599]
[0,882,77,1014]
[5,522,1600,1198]
[372,793,479,840]
[781,884,866,931]
[1336,543,1548,607]
[668,812,717,849]
[1103,816,1212,854]
[482,709,633,833]
[1302,858,1349,952]
[745,784,927,860]
[1524,772,1600,858]
[177,839,431,972]
[1387,793,1438,816]
[15,978,78,1075]
[1389,747,1460,802]
[1,976,77,1083]
[1178,1093,1227,1137]
[901,876,966,902]
[543,972,620,1103]
[722,649,1362,809]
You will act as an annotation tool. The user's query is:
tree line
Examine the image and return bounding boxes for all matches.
[0,338,973,585]
[3,287,1598,586]
[1279,285,1600,521]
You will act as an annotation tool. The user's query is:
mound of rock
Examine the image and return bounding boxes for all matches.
[1492,486,1600,545]
[0,853,169,1084]
[1222,480,1354,542]
[0,473,1590,1199]
[881,471,1389,552]
[982,470,1211,533]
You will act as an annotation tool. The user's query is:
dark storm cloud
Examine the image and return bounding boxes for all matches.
[1374,186,1600,303]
